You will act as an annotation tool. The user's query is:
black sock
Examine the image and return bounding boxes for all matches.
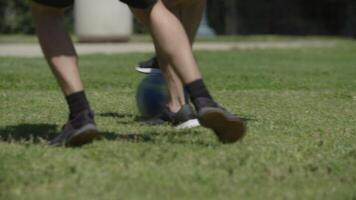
[185,79,214,103]
[65,91,90,120]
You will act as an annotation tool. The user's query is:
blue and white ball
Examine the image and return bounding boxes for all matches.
[136,72,189,119]
[136,72,169,118]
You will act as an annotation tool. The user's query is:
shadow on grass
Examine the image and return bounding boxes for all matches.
[98,112,213,146]
[0,122,212,147]
[98,111,169,126]
[0,123,58,143]
[0,123,156,145]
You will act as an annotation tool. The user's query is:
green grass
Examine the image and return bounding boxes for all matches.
[0,42,356,200]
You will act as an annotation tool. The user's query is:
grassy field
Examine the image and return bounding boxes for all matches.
[0,40,356,199]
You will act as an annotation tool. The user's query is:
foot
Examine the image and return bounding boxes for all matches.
[142,104,200,129]
[194,97,247,143]
[49,110,100,147]
[164,104,200,129]
[135,57,161,74]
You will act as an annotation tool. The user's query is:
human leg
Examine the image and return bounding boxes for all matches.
[136,0,206,129]
[135,0,205,73]
[159,0,205,113]
[131,1,201,85]
[132,1,202,129]
[158,0,205,112]
[31,2,83,96]
[129,1,246,143]
[160,61,186,113]
[31,1,99,146]
[162,0,206,43]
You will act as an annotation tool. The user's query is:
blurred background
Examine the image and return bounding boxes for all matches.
[0,0,355,38]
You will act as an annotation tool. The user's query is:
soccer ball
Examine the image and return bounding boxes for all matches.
[136,72,169,118]
[136,72,190,119]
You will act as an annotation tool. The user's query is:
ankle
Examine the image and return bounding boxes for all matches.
[167,101,184,113]
[66,91,91,120]
[185,79,212,101]
[185,79,217,110]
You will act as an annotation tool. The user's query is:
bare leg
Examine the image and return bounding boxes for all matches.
[31,2,99,147]
[157,0,205,112]
[31,2,83,96]
[131,1,201,86]
[163,0,206,43]
[159,59,186,112]
[135,0,205,113]
[130,2,246,142]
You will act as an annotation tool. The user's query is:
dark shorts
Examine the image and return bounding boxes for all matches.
[32,0,157,9]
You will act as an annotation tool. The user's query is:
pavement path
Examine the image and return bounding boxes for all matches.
[0,40,336,57]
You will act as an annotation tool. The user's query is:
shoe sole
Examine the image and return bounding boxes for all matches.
[67,124,100,147]
[198,107,246,143]
[175,119,200,130]
[135,66,161,74]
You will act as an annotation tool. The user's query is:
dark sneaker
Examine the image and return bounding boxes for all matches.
[135,57,161,74]
[141,104,200,129]
[49,110,100,147]
[163,104,200,129]
[194,97,246,143]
